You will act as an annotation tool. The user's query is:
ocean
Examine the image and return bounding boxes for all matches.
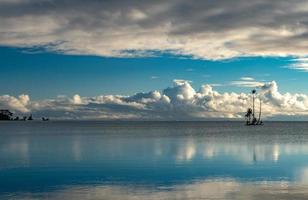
[1,121,308,199]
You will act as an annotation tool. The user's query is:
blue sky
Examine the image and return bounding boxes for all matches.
[0,46,304,100]
[2,0,308,120]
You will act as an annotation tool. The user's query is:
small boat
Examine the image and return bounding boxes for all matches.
[245,89,263,126]
[42,117,49,121]
[28,114,33,121]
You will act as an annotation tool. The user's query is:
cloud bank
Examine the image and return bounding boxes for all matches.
[1,0,308,59]
[1,80,308,120]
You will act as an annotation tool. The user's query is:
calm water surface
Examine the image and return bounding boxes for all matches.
[1,121,308,199]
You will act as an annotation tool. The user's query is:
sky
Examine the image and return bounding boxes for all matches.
[1,0,308,120]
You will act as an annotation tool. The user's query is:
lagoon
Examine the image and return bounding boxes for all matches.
[1,121,308,199]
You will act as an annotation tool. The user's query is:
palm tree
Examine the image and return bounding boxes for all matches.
[245,89,263,125]
[257,97,262,124]
[245,108,253,124]
[252,89,256,119]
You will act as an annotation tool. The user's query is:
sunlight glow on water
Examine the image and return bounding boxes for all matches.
[1,121,308,199]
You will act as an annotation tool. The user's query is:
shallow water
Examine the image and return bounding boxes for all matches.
[1,121,308,199]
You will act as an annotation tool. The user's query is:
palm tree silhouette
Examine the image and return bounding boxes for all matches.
[245,108,253,125]
[245,89,263,125]
[252,89,256,119]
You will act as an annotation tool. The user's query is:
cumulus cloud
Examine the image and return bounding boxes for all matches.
[0,94,30,113]
[1,80,308,120]
[72,94,84,105]
[1,0,308,59]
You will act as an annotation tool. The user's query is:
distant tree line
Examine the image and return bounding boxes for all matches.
[0,109,47,121]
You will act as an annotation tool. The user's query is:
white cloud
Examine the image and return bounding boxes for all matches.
[150,76,159,79]
[208,83,224,87]
[288,57,308,72]
[229,81,264,88]
[240,77,254,81]
[1,80,308,120]
[229,77,264,88]
[72,94,85,105]
[0,94,30,113]
[1,1,308,59]
[128,9,148,21]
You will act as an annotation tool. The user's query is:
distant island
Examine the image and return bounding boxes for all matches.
[0,109,48,121]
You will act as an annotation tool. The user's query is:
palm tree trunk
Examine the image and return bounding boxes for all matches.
[258,98,262,123]
[252,95,255,118]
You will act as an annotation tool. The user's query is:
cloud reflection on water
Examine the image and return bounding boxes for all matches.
[2,135,308,168]
[3,122,308,197]
[175,140,291,164]
[3,179,308,200]
[0,138,29,168]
